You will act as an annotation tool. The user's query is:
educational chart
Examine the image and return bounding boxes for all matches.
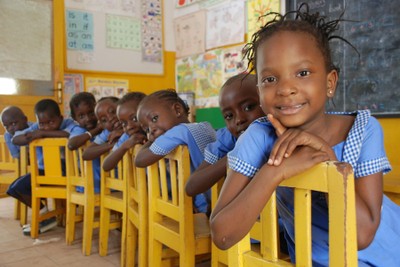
[206,0,245,50]
[174,10,207,58]
[176,45,246,107]
[247,0,281,41]
[65,0,163,74]
[63,74,83,117]
[86,77,128,101]
[288,0,400,116]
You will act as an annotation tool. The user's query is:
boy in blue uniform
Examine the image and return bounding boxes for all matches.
[9,99,78,235]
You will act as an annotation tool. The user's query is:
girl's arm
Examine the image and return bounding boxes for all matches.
[186,157,227,197]
[102,133,147,171]
[82,142,113,160]
[354,172,383,249]
[134,141,164,167]
[12,130,69,145]
[68,126,102,150]
[211,146,329,250]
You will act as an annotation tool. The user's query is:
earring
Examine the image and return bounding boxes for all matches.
[329,90,333,94]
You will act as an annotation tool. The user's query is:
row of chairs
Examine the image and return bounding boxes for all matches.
[0,136,359,266]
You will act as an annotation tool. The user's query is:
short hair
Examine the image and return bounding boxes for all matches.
[118,92,146,106]
[97,96,119,104]
[141,89,190,115]
[221,72,256,89]
[34,99,61,117]
[69,92,96,118]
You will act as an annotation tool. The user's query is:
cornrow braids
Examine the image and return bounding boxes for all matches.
[145,89,190,115]
[69,92,96,119]
[243,3,358,77]
[118,91,146,105]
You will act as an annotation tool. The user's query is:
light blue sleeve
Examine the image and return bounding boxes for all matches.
[4,132,20,159]
[150,124,188,155]
[94,129,110,145]
[204,127,236,164]
[228,120,276,178]
[68,125,87,138]
[112,133,130,151]
[60,118,78,134]
[13,123,39,137]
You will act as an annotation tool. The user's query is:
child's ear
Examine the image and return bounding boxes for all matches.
[172,103,183,117]
[326,69,338,97]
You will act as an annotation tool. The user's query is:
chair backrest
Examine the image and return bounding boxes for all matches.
[65,142,94,194]
[0,135,19,173]
[29,138,68,189]
[230,161,358,267]
[147,145,194,251]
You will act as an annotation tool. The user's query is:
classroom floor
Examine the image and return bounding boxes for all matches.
[0,197,211,267]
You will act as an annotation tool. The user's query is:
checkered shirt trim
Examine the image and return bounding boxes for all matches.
[150,142,172,155]
[228,155,259,178]
[185,123,216,153]
[342,110,370,168]
[356,157,392,177]
[204,149,219,164]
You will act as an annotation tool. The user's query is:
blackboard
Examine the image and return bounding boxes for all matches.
[64,0,163,75]
[286,0,400,116]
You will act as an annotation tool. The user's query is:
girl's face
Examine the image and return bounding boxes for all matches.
[36,112,63,131]
[116,100,143,136]
[256,31,337,129]
[72,102,97,131]
[138,99,182,142]
[95,100,121,132]
[219,80,265,138]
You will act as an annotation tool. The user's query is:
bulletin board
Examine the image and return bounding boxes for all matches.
[287,0,400,117]
[64,0,163,75]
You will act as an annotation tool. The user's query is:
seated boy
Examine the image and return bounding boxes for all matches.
[9,99,78,235]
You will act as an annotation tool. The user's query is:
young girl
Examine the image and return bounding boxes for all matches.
[185,73,265,197]
[135,89,216,214]
[210,5,400,266]
[82,96,124,161]
[67,92,103,193]
[102,92,147,171]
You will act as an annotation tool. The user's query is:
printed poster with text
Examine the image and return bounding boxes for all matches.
[247,0,280,41]
[86,77,129,101]
[63,74,83,118]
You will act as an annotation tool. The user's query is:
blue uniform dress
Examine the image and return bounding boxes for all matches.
[7,119,78,207]
[111,132,129,152]
[204,127,236,165]
[150,122,216,213]
[4,122,33,159]
[69,125,101,193]
[228,110,400,267]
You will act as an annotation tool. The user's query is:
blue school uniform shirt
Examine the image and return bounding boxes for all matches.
[69,125,101,194]
[228,110,400,266]
[94,129,110,145]
[4,122,34,159]
[204,127,236,164]
[150,122,216,213]
[111,132,129,151]
[14,118,77,170]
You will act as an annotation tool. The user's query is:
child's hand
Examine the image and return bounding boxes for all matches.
[29,130,43,141]
[277,145,331,180]
[122,133,147,149]
[268,129,335,166]
[267,114,287,136]
[107,128,124,144]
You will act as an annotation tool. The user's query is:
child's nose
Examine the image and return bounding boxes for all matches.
[277,79,297,96]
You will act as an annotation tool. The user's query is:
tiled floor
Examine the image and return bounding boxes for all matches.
[0,197,211,267]
[0,197,121,267]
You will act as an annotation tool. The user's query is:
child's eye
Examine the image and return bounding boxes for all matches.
[132,116,138,122]
[11,122,17,126]
[224,113,233,120]
[79,114,85,119]
[259,76,277,88]
[151,115,158,122]
[121,121,127,127]
[244,104,256,112]
[297,70,310,77]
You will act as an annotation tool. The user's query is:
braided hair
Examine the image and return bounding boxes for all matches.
[142,89,190,115]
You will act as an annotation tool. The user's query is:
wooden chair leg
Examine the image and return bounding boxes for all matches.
[66,203,77,245]
[19,202,27,226]
[83,199,95,256]
[126,220,138,267]
[99,207,111,256]
[31,197,41,238]
[120,213,127,267]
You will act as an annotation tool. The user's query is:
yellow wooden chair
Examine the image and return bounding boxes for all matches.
[147,145,211,267]
[0,135,28,225]
[126,145,148,267]
[29,137,68,238]
[99,152,127,266]
[228,161,358,267]
[65,143,100,255]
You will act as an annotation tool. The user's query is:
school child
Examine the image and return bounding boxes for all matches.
[135,89,216,214]
[210,5,400,266]
[82,96,124,161]
[9,99,78,235]
[185,73,264,197]
[102,92,147,172]
[0,106,32,159]
[67,92,102,193]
